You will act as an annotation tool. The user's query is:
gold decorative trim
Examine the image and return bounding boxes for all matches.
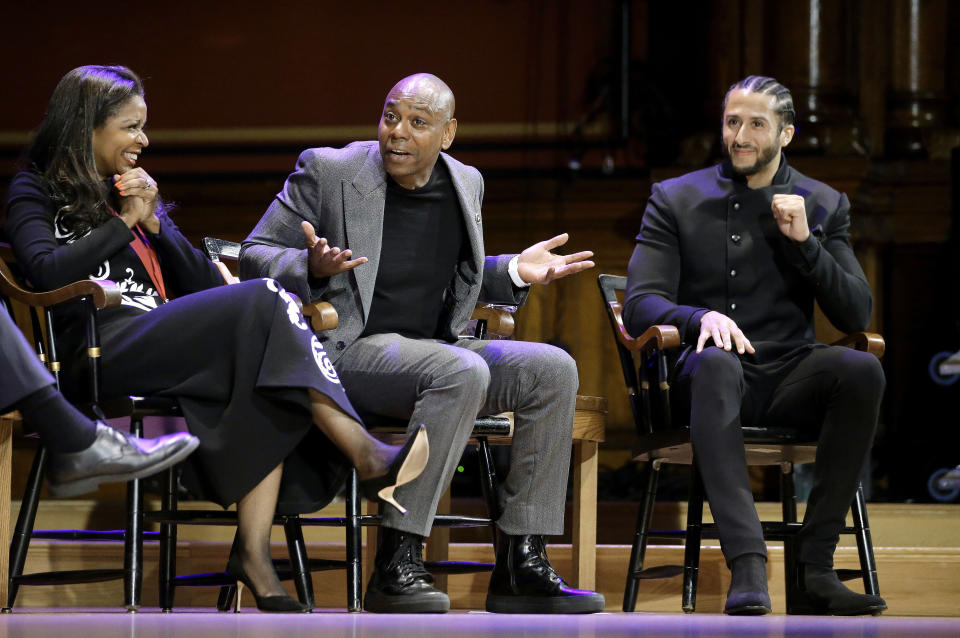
[87,347,101,358]
[49,361,60,372]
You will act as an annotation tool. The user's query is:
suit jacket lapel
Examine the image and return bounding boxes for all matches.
[343,146,386,321]
[442,154,484,277]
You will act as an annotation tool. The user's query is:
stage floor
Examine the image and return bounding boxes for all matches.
[0,610,958,638]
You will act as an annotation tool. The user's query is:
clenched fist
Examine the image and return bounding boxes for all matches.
[771,194,809,242]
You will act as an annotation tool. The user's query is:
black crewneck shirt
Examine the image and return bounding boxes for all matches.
[361,159,466,339]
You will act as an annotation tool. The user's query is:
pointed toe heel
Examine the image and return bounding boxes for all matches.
[360,425,429,514]
[376,485,408,515]
[226,553,310,613]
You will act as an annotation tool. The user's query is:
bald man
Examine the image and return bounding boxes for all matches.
[241,74,603,614]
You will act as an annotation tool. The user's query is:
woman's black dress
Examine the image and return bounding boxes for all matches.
[4,172,360,513]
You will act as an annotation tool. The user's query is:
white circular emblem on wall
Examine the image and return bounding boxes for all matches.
[312,336,341,384]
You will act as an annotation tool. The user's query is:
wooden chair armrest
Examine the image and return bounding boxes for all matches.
[213,261,239,286]
[1,243,121,309]
[301,301,339,332]
[471,305,515,338]
[0,271,120,309]
[608,301,682,354]
[831,332,885,359]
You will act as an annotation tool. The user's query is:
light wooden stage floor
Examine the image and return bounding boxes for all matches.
[7,500,959,617]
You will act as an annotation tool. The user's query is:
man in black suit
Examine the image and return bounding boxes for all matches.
[624,76,887,616]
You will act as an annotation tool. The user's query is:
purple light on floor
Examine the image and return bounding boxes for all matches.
[0,610,958,638]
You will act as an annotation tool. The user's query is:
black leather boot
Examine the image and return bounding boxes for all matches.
[363,527,450,613]
[485,532,605,613]
[790,563,887,616]
[724,553,772,615]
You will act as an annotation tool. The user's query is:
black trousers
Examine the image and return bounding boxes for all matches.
[0,305,53,412]
[675,345,884,567]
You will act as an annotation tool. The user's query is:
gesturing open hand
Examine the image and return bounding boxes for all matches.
[302,221,368,278]
[516,233,595,285]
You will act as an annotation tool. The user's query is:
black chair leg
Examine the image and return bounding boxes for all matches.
[780,463,801,613]
[623,460,660,612]
[346,469,362,612]
[123,417,145,612]
[5,445,48,610]
[851,483,880,596]
[283,517,315,608]
[476,437,502,551]
[158,467,179,611]
[682,462,705,614]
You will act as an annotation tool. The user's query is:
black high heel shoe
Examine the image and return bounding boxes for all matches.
[359,425,430,514]
[225,552,310,613]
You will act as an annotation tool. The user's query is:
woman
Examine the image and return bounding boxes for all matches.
[3,65,428,612]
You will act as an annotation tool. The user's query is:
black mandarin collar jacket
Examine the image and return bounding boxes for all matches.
[624,155,872,363]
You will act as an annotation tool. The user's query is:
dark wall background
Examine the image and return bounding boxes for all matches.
[1,0,958,503]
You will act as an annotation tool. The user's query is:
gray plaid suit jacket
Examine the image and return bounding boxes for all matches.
[240,141,526,361]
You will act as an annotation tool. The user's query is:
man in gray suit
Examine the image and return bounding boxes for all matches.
[241,74,604,614]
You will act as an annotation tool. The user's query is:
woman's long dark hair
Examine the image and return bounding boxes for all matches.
[24,65,146,234]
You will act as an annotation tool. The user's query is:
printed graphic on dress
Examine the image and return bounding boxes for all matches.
[311,335,341,384]
[56,217,160,311]
[92,267,159,312]
[264,278,310,331]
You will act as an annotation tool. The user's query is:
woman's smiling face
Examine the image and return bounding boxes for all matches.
[92,95,148,177]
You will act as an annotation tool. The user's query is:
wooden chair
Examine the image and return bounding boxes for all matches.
[0,242,162,610]
[597,273,881,614]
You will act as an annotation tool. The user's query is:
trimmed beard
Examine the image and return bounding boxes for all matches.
[722,140,780,177]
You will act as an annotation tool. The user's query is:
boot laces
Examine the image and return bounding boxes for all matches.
[387,533,431,582]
